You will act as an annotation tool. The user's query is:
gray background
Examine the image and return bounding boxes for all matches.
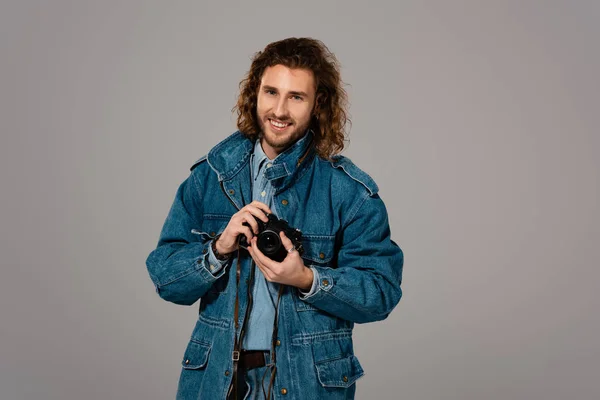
[1,1,598,399]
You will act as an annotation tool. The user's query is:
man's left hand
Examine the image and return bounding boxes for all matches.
[248,231,314,290]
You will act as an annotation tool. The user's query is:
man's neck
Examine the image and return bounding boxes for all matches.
[259,138,277,161]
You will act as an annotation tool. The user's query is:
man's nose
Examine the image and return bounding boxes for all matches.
[274,98,288,118]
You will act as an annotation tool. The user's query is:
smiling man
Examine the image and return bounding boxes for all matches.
[146,38,404,400]
[256,65,315,158]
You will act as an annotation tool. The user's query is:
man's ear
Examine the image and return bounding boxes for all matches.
[314,92,325,115]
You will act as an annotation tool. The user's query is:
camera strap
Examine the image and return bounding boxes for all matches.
[260,284,285,400]
[228,249,256,400]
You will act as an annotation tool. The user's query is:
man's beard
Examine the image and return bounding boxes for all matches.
[258,115,310,150]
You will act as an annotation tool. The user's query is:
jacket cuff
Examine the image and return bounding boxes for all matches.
[205,242,228,276]
[298,267,320,299]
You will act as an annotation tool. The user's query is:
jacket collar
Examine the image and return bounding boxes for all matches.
[207,130,315,192]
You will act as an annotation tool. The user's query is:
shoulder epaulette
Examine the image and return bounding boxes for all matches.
[330,156,379,196]
[190,155,208,171]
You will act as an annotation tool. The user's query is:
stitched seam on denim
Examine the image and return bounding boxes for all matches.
[303,234,336,240]
[330,161,377,196]
[303,258,332,265]
[314,354,354,364]
[182,339,211,368]
[296,301,318,312]
[204,155,223,181]
[156,261,203,287]
[198,313,230,330]
[225,154,251,180]
[303,256,331,264]
[207,133,251,180]
[311,265,379,316]
[315,356,364,387]
[291,328,352,345]
[203,214,231,220]
[341,190,369,228]
[190,167,204,201]
[322,285,376,316]
[302,235,336,263]
[189,338,212,347]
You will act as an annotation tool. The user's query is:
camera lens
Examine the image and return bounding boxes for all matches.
[257,230,280,255]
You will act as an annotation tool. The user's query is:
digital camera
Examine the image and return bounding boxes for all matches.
[239,214,304,262]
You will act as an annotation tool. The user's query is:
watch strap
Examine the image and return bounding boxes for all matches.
[211,234,231,261]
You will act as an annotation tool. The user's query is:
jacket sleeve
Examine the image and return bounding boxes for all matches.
[145,174,229,306]
[298,192,404,323]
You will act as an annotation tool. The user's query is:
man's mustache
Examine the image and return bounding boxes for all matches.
[267,115,293,123]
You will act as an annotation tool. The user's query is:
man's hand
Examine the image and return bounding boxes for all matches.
[248,231,314,290]
[215,201,272,255]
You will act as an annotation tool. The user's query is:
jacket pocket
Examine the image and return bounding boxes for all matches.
[181,339,211,370]
[315,355,364,388]
[301,235,336,265]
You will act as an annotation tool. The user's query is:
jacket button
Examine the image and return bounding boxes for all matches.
[319,252,325,259]
[322,279,329,287]
[210,231,216,237]
[276,340,281,346]
[229,189,235,195]
[343,376,348,382]
[225,370,230,376]
[281,199,288,206]
[202,248,207,254]
[280,388,288,395]
[185,359,190,365]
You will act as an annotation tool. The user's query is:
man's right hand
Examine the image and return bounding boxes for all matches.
[215,201,272,256]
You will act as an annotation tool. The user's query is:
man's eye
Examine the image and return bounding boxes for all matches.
[265,90,276,95]
[292,95,302,101]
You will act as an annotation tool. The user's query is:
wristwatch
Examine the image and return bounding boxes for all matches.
[211,234,231,261]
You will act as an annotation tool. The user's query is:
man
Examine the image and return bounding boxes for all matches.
[146,37,404,400]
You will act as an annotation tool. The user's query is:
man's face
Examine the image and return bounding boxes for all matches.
[256,64,316,159]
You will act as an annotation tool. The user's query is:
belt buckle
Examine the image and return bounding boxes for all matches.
[232,351,240,361]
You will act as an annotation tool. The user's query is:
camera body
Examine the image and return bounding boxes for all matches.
[239,214,304,262]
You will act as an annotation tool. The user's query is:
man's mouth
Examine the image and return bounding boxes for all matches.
[269,118,292,130]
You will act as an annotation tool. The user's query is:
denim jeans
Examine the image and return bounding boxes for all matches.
[230,352,274,400]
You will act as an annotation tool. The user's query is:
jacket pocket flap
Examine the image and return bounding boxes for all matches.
[315,355,364,388]
[191,216,230,241]
[301,235,336,264]
[181,340,211,369]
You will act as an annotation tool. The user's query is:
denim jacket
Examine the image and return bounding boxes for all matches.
[146,131,404,400]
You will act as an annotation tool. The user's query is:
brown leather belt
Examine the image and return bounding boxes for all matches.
[239,350,268,371]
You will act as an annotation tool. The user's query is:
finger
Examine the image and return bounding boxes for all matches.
[236,226,253,244]
[279,231,296,254]
[244,205,269,222]
[247,243,270,277]
[240,211,259,234]
[249,201,272,216]
[251,256,272,281]
[250,237,278,272]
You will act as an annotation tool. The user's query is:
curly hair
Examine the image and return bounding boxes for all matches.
[233,37,350,160]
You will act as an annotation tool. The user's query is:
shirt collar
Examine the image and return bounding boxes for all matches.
[252,129,313,182]
[251,138,271,181]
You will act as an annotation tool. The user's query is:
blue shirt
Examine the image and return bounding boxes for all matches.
[208,131,319,349]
